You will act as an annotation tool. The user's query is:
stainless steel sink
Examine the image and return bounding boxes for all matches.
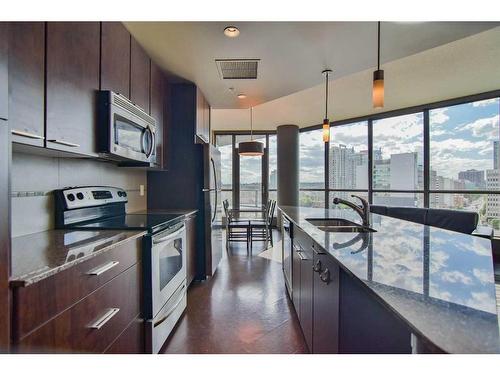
[305,218,376,233]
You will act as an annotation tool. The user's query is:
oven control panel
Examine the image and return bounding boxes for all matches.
[59,186,128,210]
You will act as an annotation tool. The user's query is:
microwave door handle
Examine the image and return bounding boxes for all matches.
[153,225,185,245]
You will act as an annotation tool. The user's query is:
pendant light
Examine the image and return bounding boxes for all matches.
[322,69,332,143]
[373,21,384,108]
[238,107,264,156]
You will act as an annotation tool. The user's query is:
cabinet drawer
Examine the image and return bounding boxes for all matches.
[105,314,144,354]
[13,236,141,340]
[16,262,141,353]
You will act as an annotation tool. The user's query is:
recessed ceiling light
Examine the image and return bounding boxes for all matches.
[224,26,240,38]
[237,93,247,99]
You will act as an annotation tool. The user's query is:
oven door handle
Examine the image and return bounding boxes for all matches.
[153,284,186,328]
[152,225,185,245]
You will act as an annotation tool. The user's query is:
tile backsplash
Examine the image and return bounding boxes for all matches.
[11,152,147,237]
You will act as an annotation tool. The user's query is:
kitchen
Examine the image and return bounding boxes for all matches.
[1,1,500,372]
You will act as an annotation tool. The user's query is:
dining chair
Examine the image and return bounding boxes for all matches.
[222,199,251,253]
[249,200,276,252]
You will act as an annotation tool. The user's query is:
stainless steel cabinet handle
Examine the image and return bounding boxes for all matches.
[313,260,322,273]
[320,268,330,283]
[297,251,307,261]
[86,261,119,276]
[47,139,80,147]
[11,129,45,140]
[202,188,210,192]
[87,308,120,330]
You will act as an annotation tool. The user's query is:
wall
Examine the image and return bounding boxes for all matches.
[212,27,500,131]
[11,152,147,237]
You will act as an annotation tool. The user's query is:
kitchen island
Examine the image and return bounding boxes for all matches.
[279,205,500,354]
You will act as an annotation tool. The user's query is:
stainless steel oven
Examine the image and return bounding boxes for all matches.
[98,90,157,164]
[144,222,187,353]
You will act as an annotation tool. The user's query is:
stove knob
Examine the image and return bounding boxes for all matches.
[76,192,84,200]
[122,191,127,197]
[67,193,75,202]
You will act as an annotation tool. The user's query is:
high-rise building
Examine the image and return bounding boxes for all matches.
[494,140,500,170]
[486,169,500,219]
[329,145,367,190]
[458,169,485,188]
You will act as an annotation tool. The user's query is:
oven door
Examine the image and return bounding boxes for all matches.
[110,103,156,163]
[149,223,186,318]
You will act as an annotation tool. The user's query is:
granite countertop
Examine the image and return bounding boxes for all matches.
[129,208,198,216]
[10,229,145,287]
[279,205,500,354]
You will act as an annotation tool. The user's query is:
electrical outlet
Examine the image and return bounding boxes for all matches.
[139,185,145,196]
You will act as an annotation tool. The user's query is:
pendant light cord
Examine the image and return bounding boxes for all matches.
[377,21,381,70]
[325,71,329,119]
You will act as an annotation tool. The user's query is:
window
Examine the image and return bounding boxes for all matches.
[299,129,325,208]
[372,113,424,192]
[268,134,277,200]
[216,135,233,207]
[236,135,265,209]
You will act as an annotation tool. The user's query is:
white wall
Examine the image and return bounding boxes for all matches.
[11,152,147,237]
[212,27,500,131]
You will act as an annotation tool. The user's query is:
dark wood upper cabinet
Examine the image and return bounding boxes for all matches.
[0,23,8,120]
[46,22,100,156]
[150,61,164,168]
[100,22,131,97]
[130,37,150,112]
[8,22,45,147]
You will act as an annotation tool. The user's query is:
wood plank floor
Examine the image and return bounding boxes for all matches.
[160,231,308,354]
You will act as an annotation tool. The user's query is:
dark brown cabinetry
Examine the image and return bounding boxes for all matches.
[150,61,164,168]
[195,87,210,144]
[12,237,144,353]
[8,22,45,147]
[312,252,340,353]
[104,315,144,354]
[130,37,150,112]
[46,22,100,155]
[0,23,8,120]
[100,22,131,96]
[186,214,197,286]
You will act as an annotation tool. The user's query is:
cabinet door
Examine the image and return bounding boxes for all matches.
[299,247,313,351]
[0,23,8,120]
[130,37,150,112]
[291,243,301,315]
[313,252,340,353]
[104,315,144,354]
[185,215,197,286]
[8,22,45,147]
[150,61,164,168]
[46,22,100,155]
[100,22,130,97]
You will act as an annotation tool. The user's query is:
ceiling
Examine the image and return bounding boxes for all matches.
[124,22,499,109]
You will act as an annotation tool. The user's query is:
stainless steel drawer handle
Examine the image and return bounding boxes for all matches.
[87,308,120,330]
[11,129,45,140]
[297,251,307,261]
[47,139,80,147]
[86,261,119,276]
[153,285,186,328]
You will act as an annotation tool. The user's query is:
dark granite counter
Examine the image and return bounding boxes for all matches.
[10,229,145,287]
[129,208,198,216]
[278,205,500,354]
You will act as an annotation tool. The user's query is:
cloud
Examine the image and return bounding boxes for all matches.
[472,98,499,107]
[430,108,450,125]
[440,270,472,285]
[459,115,499,138]
[472,268,493,285]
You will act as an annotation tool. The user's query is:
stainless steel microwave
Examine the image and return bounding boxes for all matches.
[98,91,157,164]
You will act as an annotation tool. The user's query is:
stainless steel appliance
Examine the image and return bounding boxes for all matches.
[203,145,223,277]
[98,90,158,165]
[282,215,293,297]
[54,186,188,353]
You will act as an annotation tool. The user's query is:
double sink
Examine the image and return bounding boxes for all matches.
[306,218,376,233]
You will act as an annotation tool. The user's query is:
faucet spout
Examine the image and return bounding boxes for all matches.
[332,194,371,227]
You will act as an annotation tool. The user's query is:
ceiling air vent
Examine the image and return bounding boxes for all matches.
[215,59,259,79]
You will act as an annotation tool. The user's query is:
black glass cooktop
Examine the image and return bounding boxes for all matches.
[69,213,184,234]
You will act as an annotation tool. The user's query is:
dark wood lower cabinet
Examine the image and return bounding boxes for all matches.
[186,214,197,286]
[298,246,313,351]
[105,314,144,354]
[15,263,142,353]
[312,252,340,354]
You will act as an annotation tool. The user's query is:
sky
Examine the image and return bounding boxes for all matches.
[218,97,500,188]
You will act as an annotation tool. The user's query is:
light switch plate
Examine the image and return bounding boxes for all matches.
[140,185,145,196]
